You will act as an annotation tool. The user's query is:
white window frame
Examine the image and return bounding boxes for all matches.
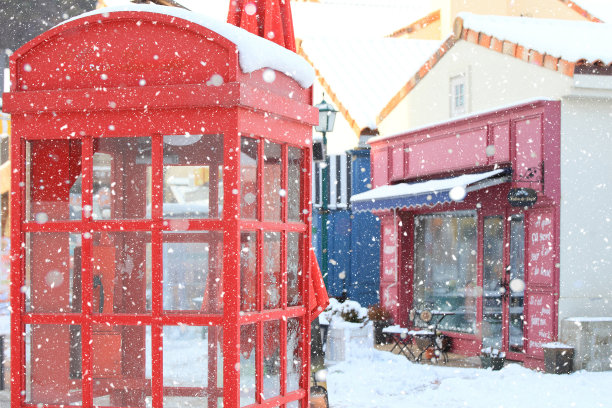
[450,73,468,117]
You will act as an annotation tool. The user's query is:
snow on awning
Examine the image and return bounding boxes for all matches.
[351,168,510,213]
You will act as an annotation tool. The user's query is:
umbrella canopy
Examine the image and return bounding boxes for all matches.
[227,0,296,52]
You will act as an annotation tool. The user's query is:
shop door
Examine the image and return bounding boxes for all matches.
[482,214,525,357]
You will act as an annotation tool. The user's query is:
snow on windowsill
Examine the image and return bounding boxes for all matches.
[58,4,315,88]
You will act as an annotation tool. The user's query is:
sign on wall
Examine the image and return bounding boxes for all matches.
[527,211,555,287]
[380,216,398,313]
[526,292,555,359]
[525,209,557,359]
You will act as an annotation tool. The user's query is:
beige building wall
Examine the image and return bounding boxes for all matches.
[378,41,573,136]
[435,0,590,39]
[402,20,442,40]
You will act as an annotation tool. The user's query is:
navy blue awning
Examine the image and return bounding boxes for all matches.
[351,168,510,213]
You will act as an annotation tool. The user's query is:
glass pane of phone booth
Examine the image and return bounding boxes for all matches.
[163,231,223,313]
[25,324,82,406]
[163,326,223,407]
[26,139,82,222]
[240,324,257,407]
[92,231,152,314]
[25,232,81,314]
[240,137,258,220]
[287,147,303,222]
[92,137,152,220]
[286,318,303,394]
[163,134,223,219]
[91,325,152,407]
[263,320,281,399]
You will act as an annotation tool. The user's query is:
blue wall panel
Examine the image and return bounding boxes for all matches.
[311,148,380,306]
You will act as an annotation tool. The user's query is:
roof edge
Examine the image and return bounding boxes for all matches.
[377,35,456,126]
[386,9,441,38]
[558,0,603,22]
[297,41,363,138]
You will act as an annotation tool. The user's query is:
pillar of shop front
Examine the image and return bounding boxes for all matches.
[3,6,321,408]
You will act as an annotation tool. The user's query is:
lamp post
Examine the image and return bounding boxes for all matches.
[314,97,337,287]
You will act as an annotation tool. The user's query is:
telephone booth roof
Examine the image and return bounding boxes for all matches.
[3,4,318,137]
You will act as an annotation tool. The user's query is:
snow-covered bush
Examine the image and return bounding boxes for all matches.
[321,298,368,326]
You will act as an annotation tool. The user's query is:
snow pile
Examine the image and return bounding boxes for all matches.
[59,4,315,88]
[459,12,612,64]
[321,298,368,328]
[328,339,612,408]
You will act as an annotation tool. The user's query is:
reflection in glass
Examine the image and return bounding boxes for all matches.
[241,137,258,220]
[240,232,257,312]
[163,134,224,219]
[509,215,525,351]
[240,324,257,407]
[25,232,81,313]
[413,212,477,333]
[263,141,282,221]
[263,320,281,399]
[482,216,503,349]
[163,231,223,313]
[93,137,152,220]
[163,326,223,407]
[287,232,303,307]
[26,324,81,406]
[91,231,151,314]
[287,146,303,222]
[264,232,281,310]
[26,139,82,222]
[287,318,302,394]
[91,325,152,407]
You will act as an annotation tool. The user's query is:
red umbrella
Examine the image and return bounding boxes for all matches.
[227,0,296,52]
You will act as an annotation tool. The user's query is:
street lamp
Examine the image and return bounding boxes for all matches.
[314,97,337,286]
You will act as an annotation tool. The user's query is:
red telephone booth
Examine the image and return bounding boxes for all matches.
[3,5,323,408]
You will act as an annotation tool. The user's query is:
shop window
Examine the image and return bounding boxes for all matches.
[413,212,477,333]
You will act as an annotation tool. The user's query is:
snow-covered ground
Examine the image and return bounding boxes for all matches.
[327,340,612,408]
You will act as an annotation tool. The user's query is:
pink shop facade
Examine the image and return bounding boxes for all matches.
[353,100,561,369]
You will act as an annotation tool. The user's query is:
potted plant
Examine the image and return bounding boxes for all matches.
[480,347,505,370]
[367,305,393,345]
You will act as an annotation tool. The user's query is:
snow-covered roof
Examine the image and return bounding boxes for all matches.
[101,0,435,39]
[460,12,612,65]
[300,38,442,130]
[290,1,434,39]
[570,0,612,22]
[65,4,314,87]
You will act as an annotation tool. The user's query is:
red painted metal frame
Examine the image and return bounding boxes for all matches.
[5,9,317,408]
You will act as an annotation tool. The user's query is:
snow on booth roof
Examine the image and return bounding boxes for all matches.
[300,38,442,130]
[60,4,315,88]
[459,12,612,65]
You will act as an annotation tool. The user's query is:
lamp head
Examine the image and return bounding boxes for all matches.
[314,99,337,133]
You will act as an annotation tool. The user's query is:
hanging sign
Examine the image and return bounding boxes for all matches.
[507,188,537,207]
